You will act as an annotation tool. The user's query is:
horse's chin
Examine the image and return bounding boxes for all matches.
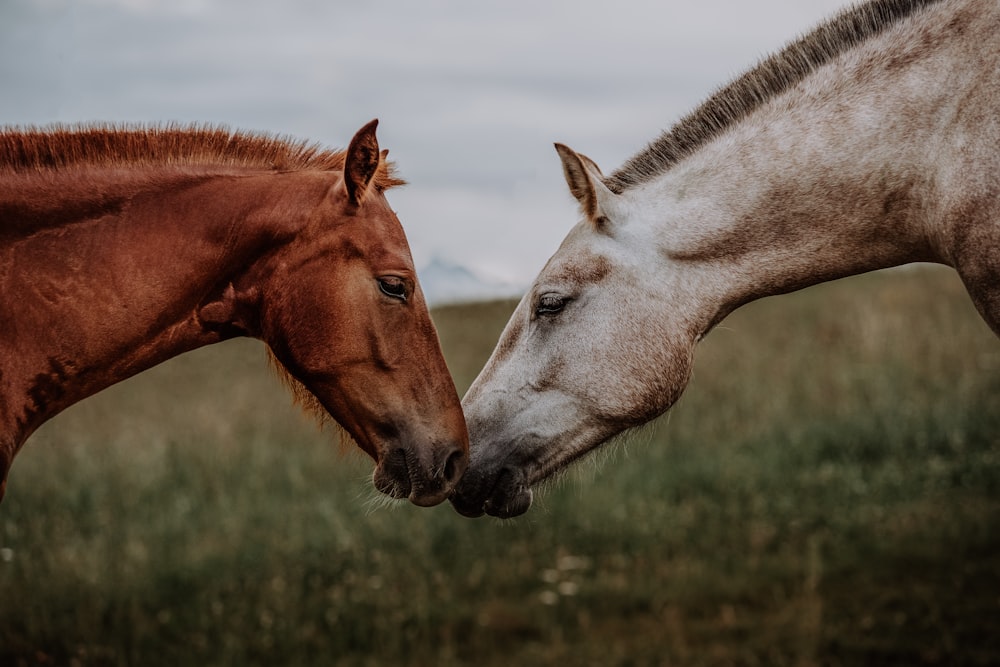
[450,488,533,519]
[484,486,533,518]
[450,466,534,519]
[372,458,412,501]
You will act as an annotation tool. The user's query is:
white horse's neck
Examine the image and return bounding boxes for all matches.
[626,3,970,334]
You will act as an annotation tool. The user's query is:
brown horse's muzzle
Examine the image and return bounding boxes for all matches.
[372,439,467,507]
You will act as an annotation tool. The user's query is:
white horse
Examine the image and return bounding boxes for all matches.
[451,0,1000,518]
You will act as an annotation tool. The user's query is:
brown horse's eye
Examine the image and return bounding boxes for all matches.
[378,276,408,301]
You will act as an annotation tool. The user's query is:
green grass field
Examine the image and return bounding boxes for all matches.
[1,265,998,666]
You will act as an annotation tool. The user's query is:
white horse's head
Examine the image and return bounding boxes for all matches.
[450,145,708,518]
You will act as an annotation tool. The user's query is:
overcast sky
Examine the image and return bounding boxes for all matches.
[2,0,856,285]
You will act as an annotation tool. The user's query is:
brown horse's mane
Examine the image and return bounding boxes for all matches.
[605,0,944,193]
[0,123,405,189]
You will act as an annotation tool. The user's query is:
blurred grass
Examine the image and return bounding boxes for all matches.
[1,264,998,666]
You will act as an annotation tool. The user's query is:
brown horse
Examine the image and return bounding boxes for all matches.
[0,120,468,507]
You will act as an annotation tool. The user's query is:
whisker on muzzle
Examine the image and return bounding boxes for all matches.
[361,483,408,515]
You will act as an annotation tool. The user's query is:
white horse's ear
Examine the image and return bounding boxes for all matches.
[554,143,617,228]
[577,152,604,178]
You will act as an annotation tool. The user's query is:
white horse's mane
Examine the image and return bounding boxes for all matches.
[605,0,944,194]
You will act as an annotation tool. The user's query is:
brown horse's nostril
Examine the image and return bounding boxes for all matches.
[402,445,466,508]
[442,448,466,488]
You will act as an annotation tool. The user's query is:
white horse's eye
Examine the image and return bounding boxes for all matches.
[536,294,568,316]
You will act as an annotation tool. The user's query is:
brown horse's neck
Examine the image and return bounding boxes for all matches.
[0,167,324,450]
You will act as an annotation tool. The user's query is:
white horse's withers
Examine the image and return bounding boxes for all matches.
[451,0,1000,518]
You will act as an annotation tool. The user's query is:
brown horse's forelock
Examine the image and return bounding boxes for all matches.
[605,0,944,194]
[0,123,406,190]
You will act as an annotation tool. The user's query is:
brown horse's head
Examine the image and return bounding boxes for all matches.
[202,120,467,506]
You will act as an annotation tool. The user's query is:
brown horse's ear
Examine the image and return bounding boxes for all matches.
[554,143,617,229]
[344,119,381,205]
